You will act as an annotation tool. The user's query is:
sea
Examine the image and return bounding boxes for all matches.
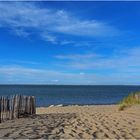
[0,85,140,107]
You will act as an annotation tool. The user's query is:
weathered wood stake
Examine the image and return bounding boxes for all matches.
[0,95,36,123]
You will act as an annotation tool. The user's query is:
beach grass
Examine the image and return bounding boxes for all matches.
[119,91,140,110]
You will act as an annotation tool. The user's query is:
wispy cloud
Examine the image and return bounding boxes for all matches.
[0,65,139,85]
[0,45,140,85]
[0,2,119,44]
[0,59,40,65]
[0,66,95,84]
[55,54,98,60]
[55,47,140,74]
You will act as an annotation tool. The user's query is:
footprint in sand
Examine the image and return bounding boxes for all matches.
[78,133,83,138]
[71,129,76,133]
[92,131,97,138]
[104,133,109,138]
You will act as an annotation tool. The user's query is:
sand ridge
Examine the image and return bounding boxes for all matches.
[0,105,140,139]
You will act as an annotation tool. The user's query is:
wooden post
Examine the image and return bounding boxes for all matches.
[18,95,22,118]
[25,96,28,114]
[11,95,16,119]
[14,95,19,119]
[1,96,3,121]
[7,97,10,119]
[4,97,6,120]
[5,97,8,120]
[0,97,1,123]
[27,96,31,115]
[10,96,13,119]
[30,96,33,115]
[32,96,36,114]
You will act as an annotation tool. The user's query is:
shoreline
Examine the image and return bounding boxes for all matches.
[37,103,118,108]
[36,104,120,115]
[0,104,140,139]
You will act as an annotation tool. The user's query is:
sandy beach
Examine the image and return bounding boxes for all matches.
[0,105,140,139]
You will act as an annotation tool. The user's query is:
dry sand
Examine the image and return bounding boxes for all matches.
[0,105,140,139]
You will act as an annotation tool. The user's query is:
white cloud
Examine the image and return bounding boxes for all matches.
[0,66,95,84]
[11,28,30,37]
[79,72,85,75]
[51,79,59,82]
[0,65,139,85]
[60,40,74,45]
[0,66,42,76]
[54,47,140,74]
[0,2,119,44]
[0,59,40,65]
[41,33,57,44]
[55,54,97,60]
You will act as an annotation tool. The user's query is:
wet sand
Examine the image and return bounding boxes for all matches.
[0,105,140,139]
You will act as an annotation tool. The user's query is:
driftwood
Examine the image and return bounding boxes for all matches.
[0,95,36,123]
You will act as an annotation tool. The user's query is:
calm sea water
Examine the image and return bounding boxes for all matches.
[0,85,140,107]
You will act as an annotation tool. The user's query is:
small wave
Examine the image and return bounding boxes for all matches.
[48,105,55,107]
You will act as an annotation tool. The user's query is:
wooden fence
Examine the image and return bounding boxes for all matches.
[0,95,36,123]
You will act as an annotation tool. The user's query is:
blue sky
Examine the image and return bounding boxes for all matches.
[0,1,140,85]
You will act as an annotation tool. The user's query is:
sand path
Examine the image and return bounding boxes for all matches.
[0,105,140,139]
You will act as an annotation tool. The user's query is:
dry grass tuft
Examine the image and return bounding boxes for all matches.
[119,91,140,111]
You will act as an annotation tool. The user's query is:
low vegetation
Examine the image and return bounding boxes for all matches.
[119,91,140,111]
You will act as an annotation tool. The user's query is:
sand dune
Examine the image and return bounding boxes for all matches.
[0,105,140,139]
